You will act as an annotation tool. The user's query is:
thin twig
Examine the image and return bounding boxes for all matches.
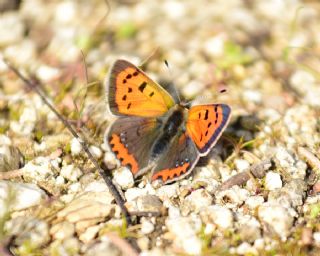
[104,233,139,256]
[2,59,132,226]
[129,211,162,217]
[298,147,320,174]
[219,159,271,190]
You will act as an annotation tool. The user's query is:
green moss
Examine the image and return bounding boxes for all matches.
[217,41,253,69]
[0,185,16,240]
[100,217,131,238]
[309,203,320,219]
[34,130,44,142]
[64,142,71,154]
[0,124,9,134]
[198,225,213,252]
[9,106,22,121]
[14,240,43,256]
[75,35,93,51]
[116,22,137,39]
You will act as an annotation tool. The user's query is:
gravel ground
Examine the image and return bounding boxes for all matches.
[1,0,320,255]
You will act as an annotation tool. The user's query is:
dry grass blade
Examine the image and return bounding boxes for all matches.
[105,233,139,256]
[0,169,24,180]
[298,147,320,174]
[2,58,140,253]
[0,237,14,256]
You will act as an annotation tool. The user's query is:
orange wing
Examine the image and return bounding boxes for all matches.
[186,104,231,156]
[151,132,200,184]
[107,60,175,117]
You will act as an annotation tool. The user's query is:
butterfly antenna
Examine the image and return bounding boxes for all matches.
[164,59,172,75]
[163,59,181,103]
[90,0,111,39]
[139,47,160,68]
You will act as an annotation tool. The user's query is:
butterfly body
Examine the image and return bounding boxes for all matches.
[106,59,231,184]
[151,104,186,159]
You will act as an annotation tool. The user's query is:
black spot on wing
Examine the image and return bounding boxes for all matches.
[204,109,209,120]
[139,82,147,92]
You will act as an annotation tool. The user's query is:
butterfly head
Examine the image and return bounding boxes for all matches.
[180,101,192,109]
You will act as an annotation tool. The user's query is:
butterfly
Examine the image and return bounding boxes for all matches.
[105,59,231,184]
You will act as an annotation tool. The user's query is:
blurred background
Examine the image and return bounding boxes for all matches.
[1,0,319,110]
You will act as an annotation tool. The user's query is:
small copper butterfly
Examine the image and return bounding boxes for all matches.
[105,60,231,184]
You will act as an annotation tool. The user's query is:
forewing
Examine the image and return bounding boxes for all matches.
[106,117,161,177]
[151,133,199,184]
[107,59,175,117]
[186,104,231,155]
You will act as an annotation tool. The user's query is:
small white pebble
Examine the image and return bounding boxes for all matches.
[254,238,265,250]
[183,236,202,255]
[89,145,102,159]
[204,223,215,234]
[183,189,212,212]
[141,219,155,235]
[201,205,234,230]
[243,90,262,103]
[0,13,25,46]
[0,135,12,146]
[36,65,60,82]
[100,142,108,151]
[125,187,148,202]
[34,141,47,152]
[258,204,293,239]
[104,152,117,169]
[56,175,65,185]
[70,138,82,156]
[55,1,76,24]
[290,70,315,92]
[156,184,178,200]
[236,242,257,255]
[181,80,205,99]
[60,165,82,181]
[265,171,282,190]
[203,35,225,57]
[313,232,320,246]
[68,182,81,193]
[51,158,61,170]
[234,159,250,172]
[245,196,264,209]
[113,167,134,190]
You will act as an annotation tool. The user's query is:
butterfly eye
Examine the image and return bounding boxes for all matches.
[175,161,179,167]
[180,161,184,166]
